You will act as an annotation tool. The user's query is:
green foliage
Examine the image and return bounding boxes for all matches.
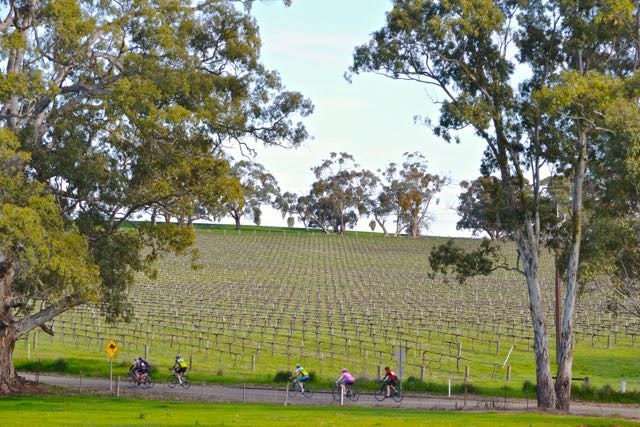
[521,379,536,396]
[302,152,378,234]
[273,371,290,383]
[572,383,640,404]
[225,160,280,229]
[1,0,311,342]
[428,238,507,282]
[0,130,100,316]
[349,0,640,408]
[455,176,513,240]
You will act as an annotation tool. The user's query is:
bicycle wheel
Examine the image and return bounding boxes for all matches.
[180,375,192,389]
[288,383,298,398]
[331,385,339,401]
[347,389,359,402]
[302,387,312,398]
[167,374,179,388]
[391,389,404,402]
[374,385,386,401]
[126,374,138,388]
[142,374,155,389]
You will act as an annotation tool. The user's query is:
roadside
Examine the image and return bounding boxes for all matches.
[16,372,640,421]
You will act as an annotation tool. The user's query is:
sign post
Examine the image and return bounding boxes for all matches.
[104,339,119,391]
[395,346,406,379]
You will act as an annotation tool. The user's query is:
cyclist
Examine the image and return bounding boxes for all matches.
[130,357,150,384]
[381,366,398,397]
[172,355,188,384]
[290,364,310,392]
[335,368,355,397]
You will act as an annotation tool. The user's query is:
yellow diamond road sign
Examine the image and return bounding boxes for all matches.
[105,339,119,359]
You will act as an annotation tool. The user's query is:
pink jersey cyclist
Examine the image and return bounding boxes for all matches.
[336,369,355,386]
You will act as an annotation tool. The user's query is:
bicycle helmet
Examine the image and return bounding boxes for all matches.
[342,368,348,372]
[295,364,301,368]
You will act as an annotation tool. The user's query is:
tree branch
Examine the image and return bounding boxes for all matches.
[14,293,84,338]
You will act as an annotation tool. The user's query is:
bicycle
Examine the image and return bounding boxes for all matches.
[127,371,155,389]
[331,383,359,402]
[373,381,403,402]
[289,378,312,398]
[167,368,192,389]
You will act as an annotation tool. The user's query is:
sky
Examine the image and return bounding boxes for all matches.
[236,0,488,237]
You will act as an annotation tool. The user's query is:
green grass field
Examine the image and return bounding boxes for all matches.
[0,395,637,426]
[12,228,640,401]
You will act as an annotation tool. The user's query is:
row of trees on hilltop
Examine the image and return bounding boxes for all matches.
[180,151,447,237]
[276,152,447,237]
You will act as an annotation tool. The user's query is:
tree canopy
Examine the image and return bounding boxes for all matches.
[349,0,640,410]
[0,0,311,391]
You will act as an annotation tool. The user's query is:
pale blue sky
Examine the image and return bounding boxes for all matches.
[245,0,486,237]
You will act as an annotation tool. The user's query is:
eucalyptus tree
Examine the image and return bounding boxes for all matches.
[308,152,378,234]
[349,0,639,410]
[225,160,280,229]
[580,94,640,320]
[0,0,311,391]
[377,152,446,237]
[275,191,313,229]
[455,176,510,240]
[363,189,394,236]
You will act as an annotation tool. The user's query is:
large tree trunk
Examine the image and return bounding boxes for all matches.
[525,268,556,408]
[1,253,84,393]
[555,123,587,411]
[375,217,389,236]
[518,230,557,408]
[0,325,20,394]
[0,256,21,393]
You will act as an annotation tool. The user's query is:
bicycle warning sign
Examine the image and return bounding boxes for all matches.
[105,339,119,359]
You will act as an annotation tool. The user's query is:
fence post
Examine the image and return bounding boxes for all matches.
[340,383,344,406]
[285,382,290,406]
[506,365,511,382]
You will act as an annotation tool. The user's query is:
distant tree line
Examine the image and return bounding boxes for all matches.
[163,151,449,238]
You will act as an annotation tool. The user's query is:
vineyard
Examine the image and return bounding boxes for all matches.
[15,229,640,392]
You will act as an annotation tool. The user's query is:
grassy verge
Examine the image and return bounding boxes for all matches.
[0,395,637,426]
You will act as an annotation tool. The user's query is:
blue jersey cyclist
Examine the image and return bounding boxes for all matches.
[290,364,310,392]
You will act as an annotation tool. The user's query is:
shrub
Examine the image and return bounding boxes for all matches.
[51,358,68,373]
[274,371,290,383]
[522,379,536,396]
